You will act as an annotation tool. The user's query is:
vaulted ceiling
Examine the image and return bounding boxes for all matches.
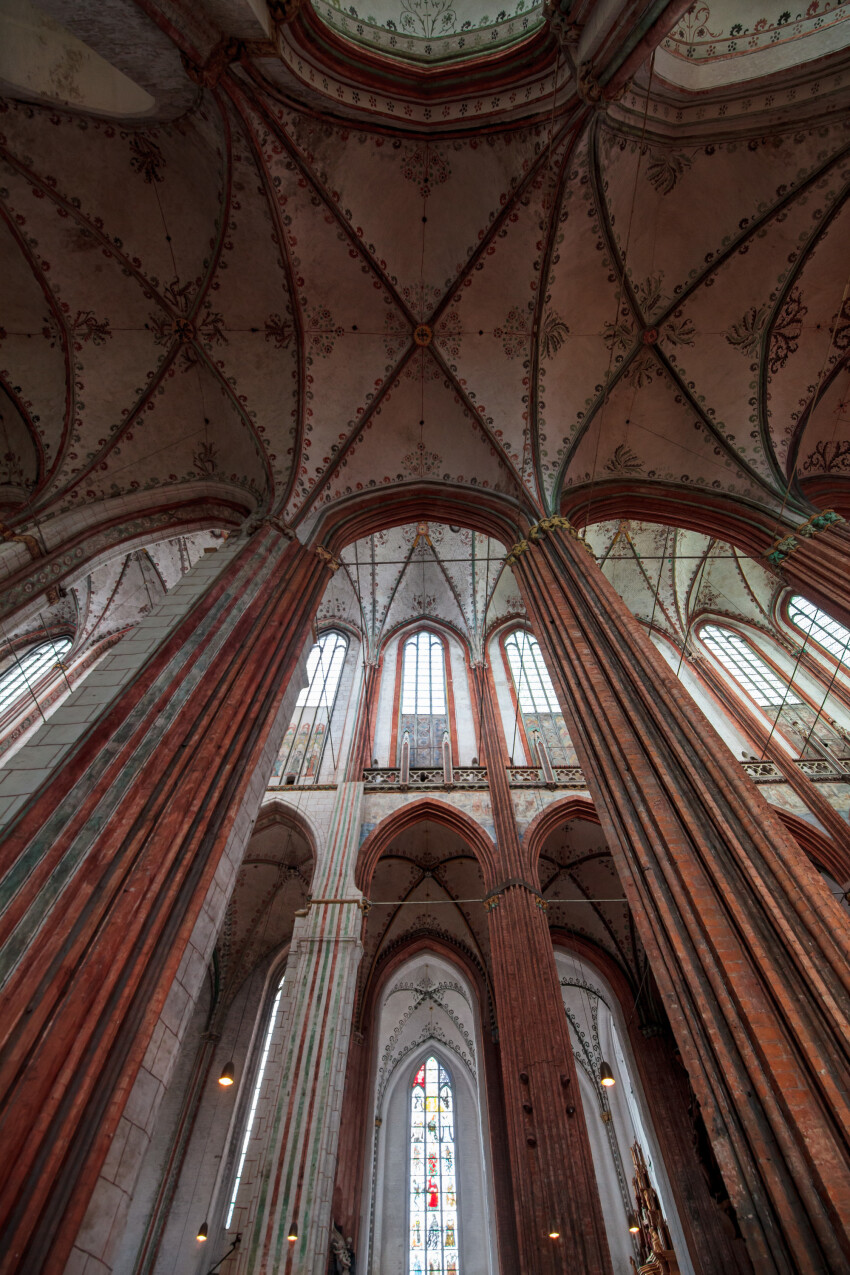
[314,515,784,664]
[1,0,849,627]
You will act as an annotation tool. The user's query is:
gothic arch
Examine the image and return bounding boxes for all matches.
[355,798,500,894]
[253,797,320,876]
[307,484,528,558]
[774,808,850,884]
[521,793,599,876]
[560,481,798,555]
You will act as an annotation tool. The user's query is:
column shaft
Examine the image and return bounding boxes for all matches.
[238,781,364,1275]
[513,523,850,1274]
[0,527,327,1274]
[472,663,612,1275]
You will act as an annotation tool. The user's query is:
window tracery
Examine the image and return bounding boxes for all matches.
[399,632,448,768]
[503,629,571,765]
[273,630,347,783]
[700,625,797,708]
[787,595,850,666]
[700,623,850,763]
[0,637,72,717]
[409,1056,460,1275]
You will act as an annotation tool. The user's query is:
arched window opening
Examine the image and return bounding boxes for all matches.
[504,630,572,766]
[399,631,448,768]
[409,1056,460,1275]
[701,624,795,707]
[0,637,72,718]
[700,624,850,765]
[787,595,850,665]
[556,952,694,1275]
[225,976,285,1230]
[272,630,347,784]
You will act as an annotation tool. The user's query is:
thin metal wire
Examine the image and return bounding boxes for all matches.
[798,623,850,757]
[307,895,627,906]
[0,625,47,724]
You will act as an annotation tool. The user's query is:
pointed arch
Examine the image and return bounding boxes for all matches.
[355,798,499,894]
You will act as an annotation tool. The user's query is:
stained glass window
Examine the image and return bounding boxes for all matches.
[504,629,571,765]
[701,624,800,708]
[409,1056,459,1275]
[272,630,347,784]
[0,637,72,717]
[225,977,285,1229]
[788,595,850,666]
[400,632,448,767]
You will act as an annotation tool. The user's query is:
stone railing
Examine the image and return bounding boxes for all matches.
[362,758,850,794]
[362,766,489,790]
[794,757,850,781]
[741,760,785,783]
[742,758,850,784]
[507,765,586,788]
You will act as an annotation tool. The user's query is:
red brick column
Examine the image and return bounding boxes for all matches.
[511,521,850,1274]
[471,663,612,1275]
[0,525,329,1274]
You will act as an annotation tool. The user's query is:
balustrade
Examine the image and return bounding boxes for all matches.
[362,761,850,791]
[362,766,488,789]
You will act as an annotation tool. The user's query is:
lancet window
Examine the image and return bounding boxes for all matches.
[273,630,347,783]
[503,629,571,765]
[787,595,850,665]
[399,631,448,768]
[409,1056,460,1275]
[701,623,850,763]
[700,624,798,707]
[0,637,72,717]
[225,976,285,1229]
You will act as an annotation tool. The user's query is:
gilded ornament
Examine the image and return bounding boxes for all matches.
[315,545,341,572]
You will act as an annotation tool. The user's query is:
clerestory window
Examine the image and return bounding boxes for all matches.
[0,637,72,717]
[787,595,850,666]
[409,1056,460,1275]
[274,630,347,783]
[700,625,800,708]
[503,629,571,765]
[399,632,448,768]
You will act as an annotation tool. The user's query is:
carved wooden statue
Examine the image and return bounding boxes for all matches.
[628,1141,680,1275]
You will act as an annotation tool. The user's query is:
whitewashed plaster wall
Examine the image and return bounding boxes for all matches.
[372,638,399,768]
[361,951,498,1275]
[554,951,695,1275]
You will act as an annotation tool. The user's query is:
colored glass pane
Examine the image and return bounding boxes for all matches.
[409,1056,459,1275]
